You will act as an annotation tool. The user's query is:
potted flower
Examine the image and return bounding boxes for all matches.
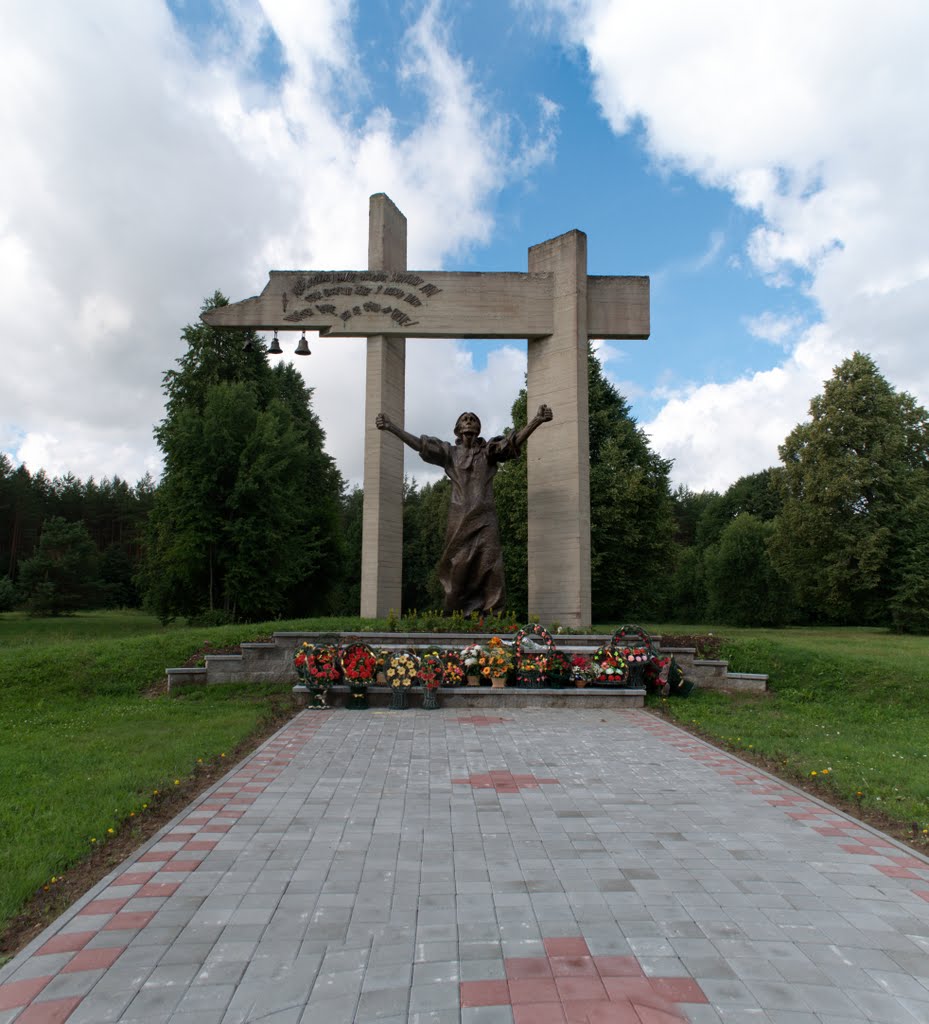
[419,649,445,709]
[340,641,377,709]
[386,651,419,709]
[569,653,594,687]
[478,637,514,687]
[461,642,484,686]
[293,642,340,708]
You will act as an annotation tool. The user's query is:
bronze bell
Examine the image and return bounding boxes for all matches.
[268,331,283,355]
[295,330,311,356]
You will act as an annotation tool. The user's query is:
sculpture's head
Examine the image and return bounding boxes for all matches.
[454,411,481,439]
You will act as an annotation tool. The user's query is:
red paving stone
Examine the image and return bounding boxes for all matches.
[0,976,52,1010]
[116,870,156,886]
[34,932,96,957]
[161,859,203,872]
[76,898,127,916]
[14,995,84,1023]
[464,939,707,1021]
[62,946,125,973]
[452,771,559,792]
[136,881,181,898]
[103,910,155,931]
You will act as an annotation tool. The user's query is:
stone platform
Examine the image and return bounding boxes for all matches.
[166,632,767,696]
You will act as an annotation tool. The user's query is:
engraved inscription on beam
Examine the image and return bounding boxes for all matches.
[202,270,649,341]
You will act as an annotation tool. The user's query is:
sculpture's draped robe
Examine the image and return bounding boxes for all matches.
[418,433,521,614]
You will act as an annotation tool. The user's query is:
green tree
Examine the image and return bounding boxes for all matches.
[889,486,929,633]
[402,477,450,612]
[140,293,344,622]
[17,517,102,615]
[770,352,929,623]
[704,514,793,626]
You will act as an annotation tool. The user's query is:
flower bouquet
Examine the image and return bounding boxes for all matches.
[294,642,339,708]
[478,637,514,687]
[590,646,629,687]
[442,651,466,686]
[340,641,377,709]
[386,651,419,709]
[419,649,445,709]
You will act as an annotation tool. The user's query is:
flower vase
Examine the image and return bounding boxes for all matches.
[347,682,369,709]
[376,671,387,685]
[467,675,480,687]
[422,687,439,710]
[491,675,507,689]
[575,678,587,689]
[390,688,408,710]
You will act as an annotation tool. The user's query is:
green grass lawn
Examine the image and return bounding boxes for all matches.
[2,611,928,948]
[648,624,929,836]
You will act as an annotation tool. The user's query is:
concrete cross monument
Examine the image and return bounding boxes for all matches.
[203,194,649,628]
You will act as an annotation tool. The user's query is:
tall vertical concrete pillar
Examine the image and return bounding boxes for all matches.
[360,194,407,618]
[526,230,592,628]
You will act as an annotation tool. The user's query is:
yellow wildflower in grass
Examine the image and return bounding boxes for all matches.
[107,827,114,835]
[810,771,818,777]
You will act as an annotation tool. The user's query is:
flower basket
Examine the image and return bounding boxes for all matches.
[294,642,339,707]
[514,623,555,688]
[612,626,661,690]
[545,649,574,688]
[386,651,419,709]
[590,646,629,687]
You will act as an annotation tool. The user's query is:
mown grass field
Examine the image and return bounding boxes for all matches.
[1,612,927,952]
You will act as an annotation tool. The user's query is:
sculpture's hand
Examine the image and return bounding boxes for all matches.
[537,404,553,422]
[375,412,391,431]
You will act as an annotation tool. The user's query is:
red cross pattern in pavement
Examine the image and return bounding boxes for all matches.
[451,770,558,793]
[460,936,709,1023]
[456,715,511,726]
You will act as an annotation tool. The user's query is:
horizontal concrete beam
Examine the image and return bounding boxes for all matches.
[201,270,650,340]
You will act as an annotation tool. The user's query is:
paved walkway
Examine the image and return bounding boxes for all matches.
[2,708,929,1024]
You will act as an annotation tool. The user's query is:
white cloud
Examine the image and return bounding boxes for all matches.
[536,0,929,489]
[0,0,548,485]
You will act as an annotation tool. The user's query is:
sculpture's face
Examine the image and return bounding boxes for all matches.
[455,411,481,438]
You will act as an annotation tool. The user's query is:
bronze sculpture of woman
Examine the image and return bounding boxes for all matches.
[375,405,553,615]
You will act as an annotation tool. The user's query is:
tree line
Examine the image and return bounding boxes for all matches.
[2,293,926,632]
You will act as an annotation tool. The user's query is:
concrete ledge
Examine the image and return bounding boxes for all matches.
[293,685,646,709]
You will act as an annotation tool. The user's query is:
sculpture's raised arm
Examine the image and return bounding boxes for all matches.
[512,404,553,448]
[375,412,422,452]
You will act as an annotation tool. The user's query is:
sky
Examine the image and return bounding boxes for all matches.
[2,0,928,494]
